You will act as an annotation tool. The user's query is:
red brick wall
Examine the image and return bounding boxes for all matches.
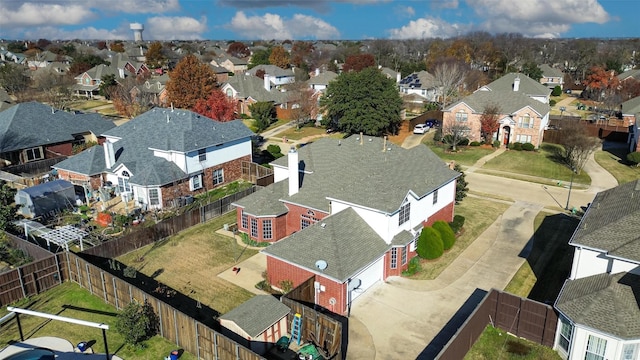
[384,245,414,278]
[424,201,455,227]
[235,210,287,243]
[284,203,329,236]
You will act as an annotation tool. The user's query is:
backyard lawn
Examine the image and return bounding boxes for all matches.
[594,148,640,185]
[116,211,257,314]
[0,282,196,360]
[67,100,111,111]
[465,325,561,360]
[409,196,510,280]
[277,125,330,141]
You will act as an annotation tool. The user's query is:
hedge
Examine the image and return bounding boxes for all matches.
[433,220,456,250]
[449,215,466,234]
[522,142,535,151]
[417,226,444,259]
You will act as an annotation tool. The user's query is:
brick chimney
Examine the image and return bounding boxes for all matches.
[288,146,299,196]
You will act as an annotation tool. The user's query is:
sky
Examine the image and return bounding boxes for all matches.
[0,0,638,41]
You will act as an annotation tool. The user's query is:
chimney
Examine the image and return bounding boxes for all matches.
[103,141,116,169]
[315,68,320,76]
[288,146,299,196]
[396,72,401,83]
[360,132,363,145]
[513,76,520,92]
[383,136,387,152]
[264,74,270,91]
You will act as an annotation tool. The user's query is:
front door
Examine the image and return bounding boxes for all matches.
[503,126,511,145]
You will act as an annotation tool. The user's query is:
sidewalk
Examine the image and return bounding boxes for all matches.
[464,147,506,173]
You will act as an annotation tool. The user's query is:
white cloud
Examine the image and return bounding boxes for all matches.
[468,0,610,37]
[147,16,208,40]
[226,11,340,40]
[0,3,96,27]
[388,17,466,39]
[21,26,128,41]
[395,5,416,18]
[432,0,459,9]
[93,0,180,14]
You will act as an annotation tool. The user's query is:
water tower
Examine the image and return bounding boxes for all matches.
[130,23,144,42]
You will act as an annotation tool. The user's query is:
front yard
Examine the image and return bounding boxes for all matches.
[594,147,640,185]
[116,211,257,314]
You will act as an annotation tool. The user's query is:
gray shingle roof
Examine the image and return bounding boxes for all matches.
[246,65,294,78]
[52,145,105,176]
[449,89,550,116]
[621,95,640,115]
[539,64,563,78]
[619,69,640,81]
[233,180,289,217]
[262,207,391,282]
[0,102,115,153]
[244,136,459,214]
[569,180,640,262]
[556,272,640,339]
[481,72,551,96]
[307,71,338,86]
[219,295,290,338]
[224,74,289,103]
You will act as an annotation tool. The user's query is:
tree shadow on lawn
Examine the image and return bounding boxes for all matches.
[524,213,579,304]
[600,142,633,165]
[540,143,568,166]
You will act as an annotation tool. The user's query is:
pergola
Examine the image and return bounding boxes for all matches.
[40,225,89,251]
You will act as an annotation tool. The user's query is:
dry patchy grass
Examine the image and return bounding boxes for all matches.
[116,212,257,314]
[594,149,640,185]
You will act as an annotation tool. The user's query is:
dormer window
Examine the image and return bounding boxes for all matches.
[398,202,410,226]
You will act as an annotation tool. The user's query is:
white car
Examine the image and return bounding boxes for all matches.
[413,123,430,134]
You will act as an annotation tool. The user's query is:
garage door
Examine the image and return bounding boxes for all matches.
[349,256,384,302]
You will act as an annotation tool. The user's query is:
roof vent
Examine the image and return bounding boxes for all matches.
[320,223,326,228]
[315,260,327,271]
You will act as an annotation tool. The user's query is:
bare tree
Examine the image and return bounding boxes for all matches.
[109,76,156,118]
[441,122,470,152]
[432,58,468,110]
[285,81,318,129]
[557,120,602,173]
[33,70,74,109]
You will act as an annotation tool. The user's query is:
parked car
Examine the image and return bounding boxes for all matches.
[413,123,430,134]
[425,119,438,128]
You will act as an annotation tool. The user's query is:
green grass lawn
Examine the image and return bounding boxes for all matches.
[67,100,111,111]
[594,148,640,185]
[426,142,496,166]
[409,197,510,280]
[0,282,196,360]
[465,325,561,360]
[277,125,329,140]
[504,211,578,302]
[482,143,591,185]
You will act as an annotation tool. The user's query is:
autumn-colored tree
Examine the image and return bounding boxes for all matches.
[269,46,290,69]
[166,54,217,109]
[97,41,108,50]
[110,42,125,53]
[480,104,501,143]
[620,78,640,101]
[109,77,155,118]
[342,53,375,73]
[291,41,314,68]
[146,41,166,69]
[227,42,250,58]
[255,69,266,79]
[193,90,237,122]
[445,39,473,64]
[583,65,621,111]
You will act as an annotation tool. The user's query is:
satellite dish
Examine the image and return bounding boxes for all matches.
[315,260,328,271]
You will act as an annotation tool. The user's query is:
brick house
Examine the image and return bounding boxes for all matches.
[232,136,460,315]
[553,180,640,360]
[540,64,564,90]
[0,101,115,166]
[442,73,551,148]
[53,108,254,210]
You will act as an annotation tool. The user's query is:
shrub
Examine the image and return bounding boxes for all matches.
[459,138,470,146]
[509,142,523,151]
[549,99,557,107]
[417,227,444,259]
[493,140,501,148]
[115,300,159,347]
[551,85,562,96]
[267,144,282,157]
[449,215,466,234]
[402,256,421,276]
[627,151,640,166]
[521,142,535,151]
[469,141,481,146]
[279,280,294,293]
[432,220,456,250]
[432,128,442,142]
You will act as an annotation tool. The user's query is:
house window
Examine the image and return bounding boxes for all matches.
[23,147,43,162]
[622,343,638,360]
[390,248,397,269]
[250,218,258,238]
[226,88,233,97]
[118,176,131,193]
[516,134,532,143]
[198,148,206,162]
[241,213,248,229]
[149,189,159,205]
[213,169,224,186]
[558,318,572,352]
[455,110,468,122]
[402,245,408,265]
[263,220,272,240]
[398,202,410,226]
[518,114,533,128]
[301,214,319,229]
[585,335,607,360]
[190,174,202,190]
[433,189,439,205]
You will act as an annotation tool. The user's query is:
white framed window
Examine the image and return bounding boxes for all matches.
[390,248,397,269]
[23,147,44,162]
[398,202,410,226]
[558,317,572,352]
[455,110,468,122]
[213,169,224,185]
[622,343,638,360]
[518,114,533,128]
[149,188,159,205]
[263,220,272,240]
[402,245,408,265]
[585,335,607,360]
[516,134,532,143]
[241,213,248,229]
[226,88,233,97]
[433,189,439,205]
[301,213,319,229]
[118,176,131,193]
[198,148,206,162]
[190,174,203,190]
[250,218,258,238]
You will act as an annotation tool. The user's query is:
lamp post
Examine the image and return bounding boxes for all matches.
[560,106,566,120]
[565,167,576,210]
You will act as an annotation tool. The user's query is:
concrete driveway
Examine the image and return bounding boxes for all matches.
[401,132,428,149]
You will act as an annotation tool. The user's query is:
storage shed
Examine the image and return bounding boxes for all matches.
[15,179,76,218]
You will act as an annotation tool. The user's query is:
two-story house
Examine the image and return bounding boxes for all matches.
[442,73,551,148]
[540,64,564,90]
[221,74,290,118]
[53,108,254,209]
[246,65,295,87]
[553,180,640,360]
[232,136,460,315]
[210,54,248,74]
[73,53,150,98]
[399,71,440,102]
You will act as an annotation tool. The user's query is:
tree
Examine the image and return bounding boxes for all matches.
[33,70,74,109]
[290,41,314,68]
[432,221,455,250]
[269,46,290,69]
[145,42,166,69]
[453,164,468,203]
[320,67,402,136]
[551,85,562,96]
[583,65,621,112]
[0,63,30,96]
[109,77,155,118]
[522,62,543,81]
[110,42,125,53]
[69,53,108,76]
[627,152,640,167]
[0,181,17,232]
[556,120,601,173]
[99,74,117,99]
[417,226,444,260]
[115,300,159,347]
[479,104,501,143]
[432,58,467,110]
[166,54,217,109]
[249,48,271,69]
[249,101,276,132]
[441,122,469,152]
[286,81,318,129]
[227,42,250,58]
[342,54,375,73]
[193,90,237,122]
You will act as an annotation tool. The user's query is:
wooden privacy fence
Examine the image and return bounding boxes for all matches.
[66,252,264,360]
[436,289,558,360]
